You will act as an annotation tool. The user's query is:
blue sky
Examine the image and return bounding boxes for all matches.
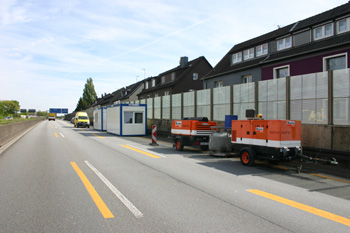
[0,0,347,113]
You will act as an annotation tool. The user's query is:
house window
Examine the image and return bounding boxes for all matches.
[215,81,223,87]
[314,23,334,40]
[242,75,252,83]
[243,48,254,60]
[193,73,198,80]
[232,52,242,64]
[277,36,292,50]
[256,44,268,57]
[161,76,165,83]
[152,79,156,87]
[171,72,175,81]
[145,82,149,89]
[323,53,347,71]
[164,90,170,96]
[273,65,290,79]
[337,18,349,34]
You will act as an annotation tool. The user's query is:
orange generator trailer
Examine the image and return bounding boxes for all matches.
[171,117,217,151]
[231,119,302,166]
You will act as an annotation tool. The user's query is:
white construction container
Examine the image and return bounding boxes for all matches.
[106,104,147,136]
[93,107,107,131]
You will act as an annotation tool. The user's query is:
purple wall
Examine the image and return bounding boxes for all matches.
[262,49,350,80]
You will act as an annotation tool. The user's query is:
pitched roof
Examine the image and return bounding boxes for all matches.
[138,56,210,95]
[204,3,350,79]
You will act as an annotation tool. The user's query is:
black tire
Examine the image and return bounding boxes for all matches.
[240,147,256,166]
[175,139,184,151]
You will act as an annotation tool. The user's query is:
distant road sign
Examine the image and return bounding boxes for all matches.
[20,109,27,113]
[49,108,61,113]
[49,108,69,114]
[28,109,36,113]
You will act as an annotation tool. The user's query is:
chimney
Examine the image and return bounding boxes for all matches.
[179,56,188,68]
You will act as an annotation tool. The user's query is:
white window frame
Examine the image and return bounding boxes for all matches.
[145,82,149,89]
[313,23,334,40]
[322,53,348,71]
[336,17,350,34]
[277,36,292,51]
[231,52,242,64]
[243,48,254,60]
[242,74,252,83]
[256,44,268,57]
[215,81,223,87]
[273,65,290,79]
[152,79,156,87]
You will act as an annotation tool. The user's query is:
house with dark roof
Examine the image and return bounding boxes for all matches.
[203,3,350,88]
[138,56,212,99]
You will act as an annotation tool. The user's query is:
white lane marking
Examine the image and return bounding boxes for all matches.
[125,144,166,158]
[60,133,65,138]
[84,161,144,218]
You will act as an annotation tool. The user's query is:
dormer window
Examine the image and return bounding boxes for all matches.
[145,82,149,89]
[152,79,155,87]
[337,18,349,34]
[231,52,242,64]
[243,48,254,60]
[314,23,333,40]
[193,73,198,80]
[256,44,268,57]
[277,36,292,50]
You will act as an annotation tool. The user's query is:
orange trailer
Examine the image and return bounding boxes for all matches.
[231,119,302,166]
[171,117,217,151]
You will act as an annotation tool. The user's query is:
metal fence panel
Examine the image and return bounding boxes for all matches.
[162,95,170,119]
[172,93,182,120]
[183,92,195,118]
[196,89,210,119]
[213,86,230,121]
[333,69,350,125]
[154,97,161,119]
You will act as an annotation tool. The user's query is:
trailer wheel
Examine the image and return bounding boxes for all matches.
[240,148,256,166]
[175,139,184,151]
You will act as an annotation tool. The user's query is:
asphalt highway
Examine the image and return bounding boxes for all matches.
[0,120,349,232]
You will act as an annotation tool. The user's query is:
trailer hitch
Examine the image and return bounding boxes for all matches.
[296,150,338,173]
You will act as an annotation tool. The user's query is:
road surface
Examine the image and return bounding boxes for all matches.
[0,120,349,232]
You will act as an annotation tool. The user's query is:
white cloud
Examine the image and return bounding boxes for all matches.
[0,0,347,112]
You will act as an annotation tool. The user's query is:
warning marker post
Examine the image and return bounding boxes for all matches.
[149,125,159,146]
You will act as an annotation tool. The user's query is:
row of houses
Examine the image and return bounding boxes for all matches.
[91,3,350,109]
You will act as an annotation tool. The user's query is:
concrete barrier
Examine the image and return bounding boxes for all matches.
[0,119,44,147]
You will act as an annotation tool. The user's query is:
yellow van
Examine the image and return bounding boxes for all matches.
[74,112,90,128]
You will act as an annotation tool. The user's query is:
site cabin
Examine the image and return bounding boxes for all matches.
[231,119,302,166]
[171,117,217,151]
[106,104,147,136]
[93,107,107,131]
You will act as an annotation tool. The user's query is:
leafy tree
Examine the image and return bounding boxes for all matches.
[0,102,4,118]
[1,100,20,116]
[74,77,97,111]
[82,77,97,108]
[74,97,87,112]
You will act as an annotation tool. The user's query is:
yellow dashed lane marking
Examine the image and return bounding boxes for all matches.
[248,189,350,226]
[71,162,114,219]
[121,145,161,158]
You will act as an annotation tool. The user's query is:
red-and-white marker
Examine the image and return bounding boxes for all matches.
[149,125,159,146]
